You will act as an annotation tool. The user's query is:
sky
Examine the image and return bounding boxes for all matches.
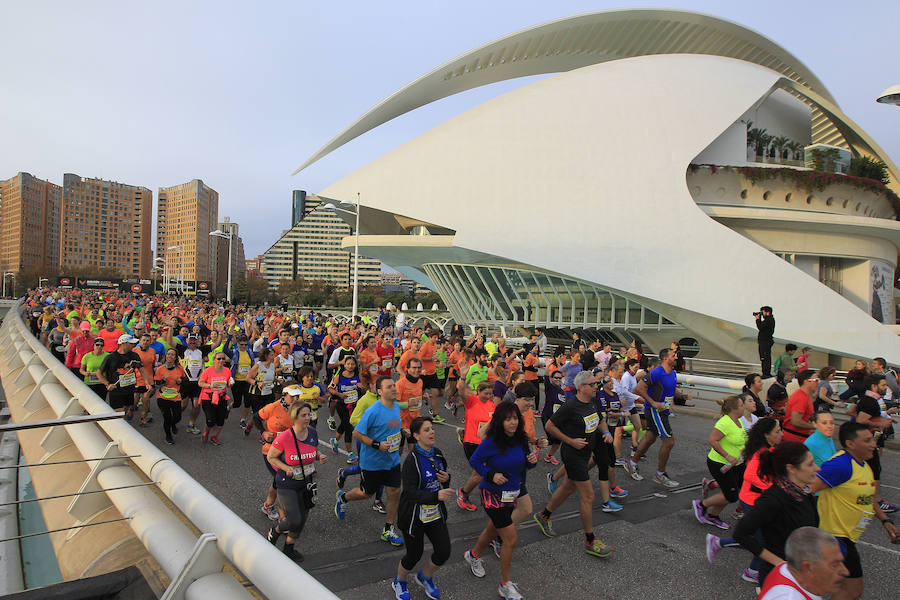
[2,1,899,258]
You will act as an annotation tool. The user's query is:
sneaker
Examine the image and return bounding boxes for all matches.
[431,414,446,424]
[243,421,253,436]
[705,533,722,564]
[732,506,744,520]
[498,581,523,600]
[456,489,477,511]
[266,525,281,545]
[547,472,561,495]
[444,400,455,412]
[741,568,759,584]
[624,461,644,481]
[543,454,560,465]
[330,437,340,454]
[610,486,629,498]
[165,436,175,445]
[456,428,464,446]
[327,416,337,431]
[585,538,614,558]
[336,468,347,490]
[533,513,556,537]
[210,436,223,446]
[490,537,502,558]
[283,546,304,562]
[463,550,485,578]
[139,418,151,428]
[706,514,730,531]
[239,418,246,429]
[380,526,403,546]
[334,490,346,520]
[143,414,154,423]
[615,457,627,467]
[346,452,358,464]
[201,430,209,443]
[692,499,709,524]
[261,502,279,521]
[189,424,201,435]
[391,578,411,600]
[124,411,133,422]
[653,472,679,488]
[879,500,899,513]
[701,477,715,500]
[413,571,441,599]
[601,500,623,513]
[372,500,386,514]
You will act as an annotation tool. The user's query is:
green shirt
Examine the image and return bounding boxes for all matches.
[484,342,498,357]
[350,391,380,427]
[774,352,794,373]
[708,415,747,464]
[435,350,448,379]
[81,352,109,385]
[465,364,490,391]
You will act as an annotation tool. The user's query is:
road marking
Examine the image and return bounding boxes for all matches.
[857,540,900,556]
[880,484,900,491]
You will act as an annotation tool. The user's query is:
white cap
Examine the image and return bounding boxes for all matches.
[118,334,139,345]
[284,386,302,396]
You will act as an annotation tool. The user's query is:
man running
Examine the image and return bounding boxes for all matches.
[97,334,152,421]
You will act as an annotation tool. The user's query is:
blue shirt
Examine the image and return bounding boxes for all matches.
[149,341,166,361]
[355,400,402,470]
[558,361,582,389]
[470,436,530,493]
[804,431,837,467]
[644,366,677,415]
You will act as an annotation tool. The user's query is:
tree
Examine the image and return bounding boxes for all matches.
[809,147,841,173]
[747,127,769,156]
[848,156,890,186]
[785,140,804,161]
[772,136,790,160]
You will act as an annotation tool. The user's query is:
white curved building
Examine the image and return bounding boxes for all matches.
[297,9,900,365]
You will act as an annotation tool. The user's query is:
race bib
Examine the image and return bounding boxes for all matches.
[212,380,226,391]
[381,358,392,369]
[187,359,203,372]
[160,386,178,398]
[500,489,520,503]
[237,364,250,376]
[854,511,874,538]
[118,372,137,387]
[663,396,674,411]
[309,409,317,422]
[292,463,316,479]
[369,364,378,374]
[343,389,358,404]
[261,382,274,395]
[86,372,100,384]
[408,396,422,411]
[386,431,401,453]
[583,412,599,434]
[552,403,561,413]
[315,351,323,358]
[419,504,441,523]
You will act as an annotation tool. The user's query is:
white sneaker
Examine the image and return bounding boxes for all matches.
[463,549,485,578]
[624,460,644,481]
[498,581,523,599]
[653,472,679,488]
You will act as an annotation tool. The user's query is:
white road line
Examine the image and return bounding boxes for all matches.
[880,484,900,491]
[857,540,900,556]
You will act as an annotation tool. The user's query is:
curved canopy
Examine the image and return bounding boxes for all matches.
[293,8,834,174]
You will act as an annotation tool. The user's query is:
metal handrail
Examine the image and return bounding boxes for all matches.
[0,302,338,600]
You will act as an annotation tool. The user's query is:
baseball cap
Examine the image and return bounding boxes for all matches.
[79,321,91,331]
[187,333,200,340]
[117,334,138,345]
[284,386,302,396]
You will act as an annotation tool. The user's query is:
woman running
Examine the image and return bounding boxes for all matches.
[259,386,302,521]
[328,355,361,462]
[464,401,538,600]
[80,337,109,399]
[197,351,234,445]
[154,348,185,444]
[296,366,325,427]
[692,394,747,530]
[803,410,836,466]
[245,347,276,435]
[392,416,454,600]
[266,402,328,562]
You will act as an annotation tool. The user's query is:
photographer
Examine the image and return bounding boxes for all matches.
[754,306,775,378]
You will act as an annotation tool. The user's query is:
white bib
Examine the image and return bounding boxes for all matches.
[419,504,441,523]
[500,489,520,503]
[583,412,599,434]
[386,431,402,453]
[118,372,137,387]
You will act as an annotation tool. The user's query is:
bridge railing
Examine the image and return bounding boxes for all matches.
[0,302,339,600]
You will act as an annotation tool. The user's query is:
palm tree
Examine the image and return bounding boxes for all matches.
[759,133,774,160]
[747,127,768,157]
[785,141,803,161]
[772,136,790,161]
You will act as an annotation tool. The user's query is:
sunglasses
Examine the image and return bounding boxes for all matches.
[94,342,104,346]
[215,357,226,361]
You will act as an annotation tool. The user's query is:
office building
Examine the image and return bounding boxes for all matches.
[60,173,152,277]
[213,217,247,296]
[0,172,61,275]
[261,193,381,289]
[157,179,218,283]
[246,255,265,278]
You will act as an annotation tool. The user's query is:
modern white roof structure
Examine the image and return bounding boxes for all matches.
[297,9,900,364]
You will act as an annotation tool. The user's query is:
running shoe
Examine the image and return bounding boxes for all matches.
[243,421,253,436]
[706,514,730,531]
[601,500,623,513]
[283,546,304,562]
[456,489,477,511]
[413,571,441,599]
[692,499,709,525]
[623,461,644,481]
[490,537,502,558]
[701,477,716,500]
[585,538,614,558]
[346,452,358,464]
[330,437,339,454]
[165,436,175,445]
[372,500,387,514]
[705,533,722,564]
[391,578,411,600]
[543,454,560,465]
[210,436,223,446]
[533,513,557,537]
[139,418,151,428]
[381,526,403,546]
[732,506,744,520]
[125,411,133,422]
[334,490,346,520]
[615,457,627,467]
[498,581,523,600]
[610,486,629,498]
[444,400,455,412]
[261,502,279,521]
[653,472,679,488]
[879,500,899,513]
[463,550,485,578]
[336,468,347,490]
[189,424,201,435]
[456,428,464,446]
[547,473,561,495]
[741,568,759,584]
[266,525,281,545]
[431,414,446,424]
[239,418,246,429]
[201,430,209,443]
[327,416,337,431]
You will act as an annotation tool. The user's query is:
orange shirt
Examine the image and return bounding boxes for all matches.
[397,348,421,374]
[521,408,536,442]
[463,394,495,445]
[523,352,539,381]
[154,364,185,403]
[448,351,462,378]
[396,376,424,429]
[258,400,292,455]
[359,348,379,377]
[134,346,158,387]
[419,340,437,375]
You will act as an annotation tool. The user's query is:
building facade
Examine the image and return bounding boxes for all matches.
[245,255,265,278]
[60,173,152,277]
[261,193,381,289]
[0,172,61,275]
[156,180,218,284]
[213,217,247,296]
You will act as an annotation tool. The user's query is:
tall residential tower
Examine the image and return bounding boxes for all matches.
[156,180,218,283]
[0,172,61,275]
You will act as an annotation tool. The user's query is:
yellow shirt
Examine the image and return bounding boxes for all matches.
[817,450,876,542]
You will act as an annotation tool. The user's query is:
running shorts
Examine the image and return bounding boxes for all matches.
[593,440,616,482]
[707,458,745,503]
[837,537,863,579]
[231,380,251,408]
[480,488,515,529]
[360,466,401,495]
[134,386,148,394]
[108,392,134,410]
[560,446,591,482]
[463,442,479,460]
[645,408,673,438]
[180,380,201,399]
[421,373,440,390]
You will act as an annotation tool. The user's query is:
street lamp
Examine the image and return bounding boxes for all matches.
[3,272,16,298]
[38,277,48,288]
[209,229,233,303]
[323,192,361,320]
[876,85,900,106]
[167,246,180,294]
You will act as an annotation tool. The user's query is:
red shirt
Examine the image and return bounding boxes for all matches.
[463,394,495,445]
[782,389,814,442]
[66,333,95,369]
[98,328,121,352]
[375,345,394,376]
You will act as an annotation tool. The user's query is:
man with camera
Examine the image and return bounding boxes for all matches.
[754,306,775,378]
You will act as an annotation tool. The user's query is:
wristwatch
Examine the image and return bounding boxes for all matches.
[371,440,380,449]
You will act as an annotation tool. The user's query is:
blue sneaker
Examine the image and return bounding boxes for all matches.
[330,437,339,454]
[601,500,623,513]
[391,578,411,600]
[346,451,358,464]
[610,486,629,498]
[547,472,561,495]
[414,570,440,599]
[334,490,346,520]
[381,526,403,546]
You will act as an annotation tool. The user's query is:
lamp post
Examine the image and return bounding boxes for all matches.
[38,277,48,288]
[876,85,900,106]
[167,246,180,295]
[323,192,361,320]
[209,229,233,303]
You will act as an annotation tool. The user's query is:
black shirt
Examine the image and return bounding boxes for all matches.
[549,397,600,457]
[99,350,142,394]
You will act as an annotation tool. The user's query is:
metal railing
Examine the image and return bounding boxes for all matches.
[0,302,338,600]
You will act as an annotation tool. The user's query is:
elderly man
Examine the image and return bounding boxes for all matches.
[758,527,848,599]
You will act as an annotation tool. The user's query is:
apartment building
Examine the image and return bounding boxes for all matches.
[156,179,218,283]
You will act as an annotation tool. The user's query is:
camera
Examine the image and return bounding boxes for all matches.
[752,312,761,317]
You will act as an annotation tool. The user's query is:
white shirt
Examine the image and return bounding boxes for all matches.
[759,563,822,600]
[740,414,759,431]
[616,372,641,411]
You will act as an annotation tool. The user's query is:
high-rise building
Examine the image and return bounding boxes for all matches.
[213,217,247,296]
[261,193,381,289]
[156,180,218,284]
[291,190,306,228]
[245,255,265,277]
[0,172,61,275]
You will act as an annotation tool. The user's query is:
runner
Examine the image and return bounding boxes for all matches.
[540,369,566,466]
[757,527,849,600]
[328,355,361,461]
[80,337,109,399]
[197,351,234,445]
[803,411,836,467]
[230,336,256,430]
[852,373,899,513]
[396,357,424,457]
[246,347,277,435]
[134,332,158,427]
[455,371,496,512]
[176,334,211,434]
[258,386,301,521]
[610,358,643,467]
[96,334,151,421]
[66,321,95,378]
[154,347,185,444]
[781,370,819,443]
[418,330,445,423]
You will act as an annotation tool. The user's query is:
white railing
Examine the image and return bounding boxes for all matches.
[0,302,338,600]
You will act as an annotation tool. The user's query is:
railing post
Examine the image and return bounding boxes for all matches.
[67,442,128,524]
[160,533,225,600]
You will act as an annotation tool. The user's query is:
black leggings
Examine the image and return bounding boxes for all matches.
[276,486,310,539]
[335,401,354,444]
[157,399,182,437]
[400,520,452,571]
[201,399,228,427]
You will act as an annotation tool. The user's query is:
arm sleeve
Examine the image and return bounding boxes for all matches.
[816,453,853,488]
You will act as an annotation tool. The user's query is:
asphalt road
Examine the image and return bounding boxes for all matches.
[136,399,900,600]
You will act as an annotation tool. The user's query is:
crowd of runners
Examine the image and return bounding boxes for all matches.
[19,287,900,600]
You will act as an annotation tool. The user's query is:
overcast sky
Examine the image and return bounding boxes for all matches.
[2,1,899,257]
